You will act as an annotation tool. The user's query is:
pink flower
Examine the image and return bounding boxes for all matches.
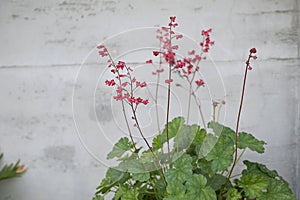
[116,61,125,70]
[105,79,116,86]
[165,79,173,84]
[136,81,147,88]
[146,59,153,64]
[195,79,205,87]
[116,86,123,93]
[176,60,185,68]
[170,16,176,22]
[176,34,183,39]
[156,68,164,73]
[188,50,195,55]
[142,99,149,105]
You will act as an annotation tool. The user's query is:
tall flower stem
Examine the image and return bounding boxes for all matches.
[165,25,173,164]
[106,52,137,151]
[219,49,256,199]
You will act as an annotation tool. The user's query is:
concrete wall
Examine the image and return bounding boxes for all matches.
[0,0,299,199]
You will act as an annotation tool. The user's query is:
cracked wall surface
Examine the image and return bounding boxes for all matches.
[0,0,299,199]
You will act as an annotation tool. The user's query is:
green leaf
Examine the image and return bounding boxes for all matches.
[187,128,207,156]
[196,134,217,158]
[114,184,129,200]
[107,137,132,159]
[227,188,242,200]
[238,173,269,199]
[164,182,187,200]
[242,160,280,180]
[258,180,296,200]
[238,132,266,153]
[186,174,217,200]
[0,159,26,181]
[92,195,104,200]
[242,160,296,200]
[96,168,129,194]
[207,122,235,138]
[152,134,163,151]
[206,174,227,191]
[152,117,185,151]
[122,189,139,200]
[174,124,198,151]
[197,159,215,177]
[205,134,234,172]
[106,167,129,184]
[165,154,193,183]
[132,172,150,182]
[155,178,167,199]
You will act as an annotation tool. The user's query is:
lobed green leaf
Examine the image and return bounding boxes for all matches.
[107,137,133,160]
[238,132,266,153]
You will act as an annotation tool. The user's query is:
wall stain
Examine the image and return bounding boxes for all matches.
[43,145,75,172]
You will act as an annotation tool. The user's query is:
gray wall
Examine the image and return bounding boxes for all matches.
[0,0,299,199]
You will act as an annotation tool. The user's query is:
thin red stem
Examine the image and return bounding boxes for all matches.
[219,51,254,199]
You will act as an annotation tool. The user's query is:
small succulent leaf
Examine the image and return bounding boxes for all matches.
[186,174,217,200]
[227,188,242,200]
[258,180,297,200]
[205,134,234,172]
[238,173,269,199]
[238,132,266,153]
[107,137,132,159]
[165,154,193,183]
[131,172,150,182]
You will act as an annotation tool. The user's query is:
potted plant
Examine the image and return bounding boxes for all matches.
[92,16,296,200]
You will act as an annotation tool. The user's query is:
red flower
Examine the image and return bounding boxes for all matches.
[105,79,116,86]
[146,59,153,64]
[195,79,205,87]
[170,16,176,22]
[116,61,125,70]
[176,60,185,68]
[250,48,257,54]
[153,51,160,56]
[142,99,149,105]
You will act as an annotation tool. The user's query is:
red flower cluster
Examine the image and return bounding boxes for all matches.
[200,29,214,53]
[195,79,205,87]
[97,45,150,107]
[97,45,108,57]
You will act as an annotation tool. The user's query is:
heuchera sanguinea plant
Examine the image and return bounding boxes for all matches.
[93,17,296,200]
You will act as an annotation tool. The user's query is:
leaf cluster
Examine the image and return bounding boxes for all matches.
[93,118,296,200]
